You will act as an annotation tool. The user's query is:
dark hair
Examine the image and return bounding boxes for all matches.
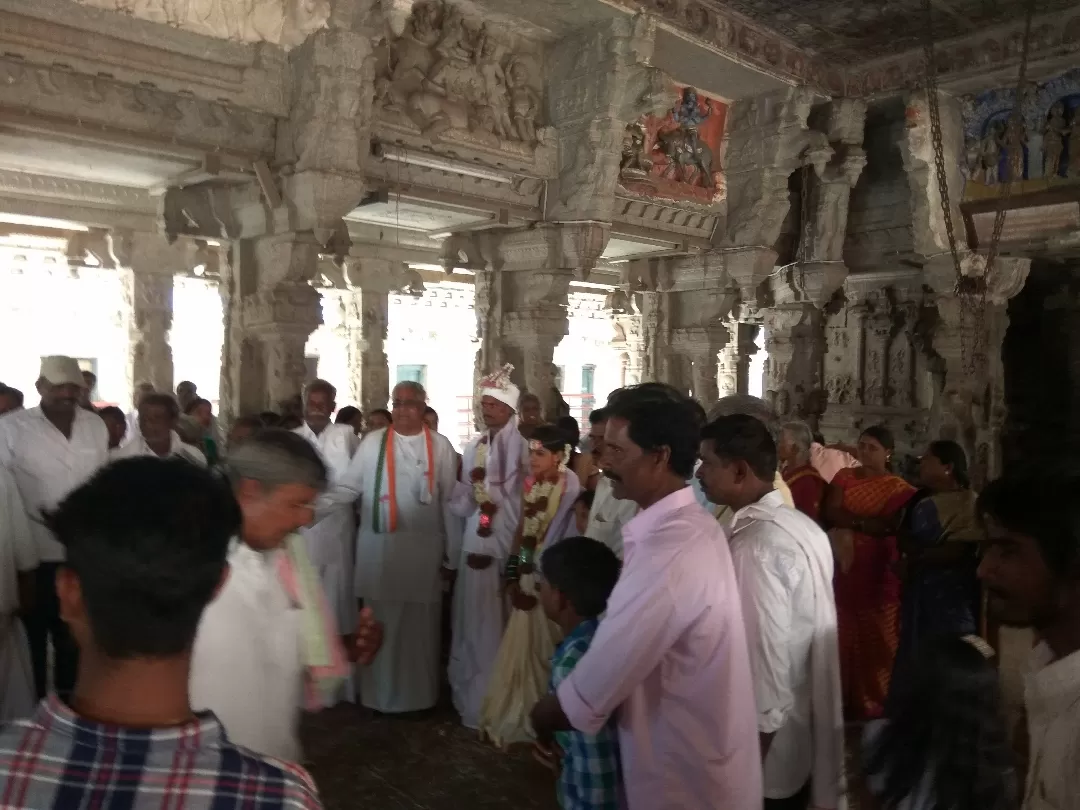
[97,405,125,423]
[701,414,778,481]
[140,392,180,420]
[588,407,609,425]
[183,397,211,415]
[278,414,303,431]
[258,410,282,427]
[0,384,24,408]
[369,408,393,423]
[557,416,581,449]
[530,423,570,453]
[47,458,240,659]
[863,635,1018,810]
[304,379,336,402]
[335,406,361,425]
[927,440,970,489]
[606,384,703,479]
[707,394,780,444]
[861,424,895,452]
[540,536,621,619]
[423,406,438,417]
[978,467,1080,574]
[575,489,595,511]
[232,414,264,432]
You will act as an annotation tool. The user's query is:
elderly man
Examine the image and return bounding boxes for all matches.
[448,364,528,729]
[0,356,108,700]
[779,421,829,524]
[191,429,382,761]
[293,380,359,640]
[112,393,206,465]
[583,406,638,558]
[531,384,762,810]
[698,415,844,810]
[342,380,461,713]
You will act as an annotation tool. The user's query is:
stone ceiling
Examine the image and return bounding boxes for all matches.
[719,0,1075,64]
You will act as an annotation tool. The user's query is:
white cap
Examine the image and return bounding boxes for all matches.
[478,363,520,411]
[38,356,85,387]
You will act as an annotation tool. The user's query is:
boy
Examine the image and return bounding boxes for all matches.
[536,536,622,810]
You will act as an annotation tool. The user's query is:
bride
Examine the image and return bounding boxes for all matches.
[479,423,580,747]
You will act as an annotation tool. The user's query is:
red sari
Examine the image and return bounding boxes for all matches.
[784,463,827,524]
[830,467,915,721]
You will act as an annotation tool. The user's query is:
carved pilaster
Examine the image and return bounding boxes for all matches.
[718,321,759,398]
[608,289,645,388]
[123,270,174,397]
[925,255,1031,486]
[342,287,389,414]
[672,324,729,412]
[763,305,826,424]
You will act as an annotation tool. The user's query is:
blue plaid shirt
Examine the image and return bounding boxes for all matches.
[0,696,322,809]
[550,618,621,810]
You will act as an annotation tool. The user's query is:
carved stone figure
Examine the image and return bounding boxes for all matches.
[1069,108,1080,178]
[507,59,540,143]
[979,124,1002,185]
[620,123,650,174]
[383,1,442,113]
[1002,118,1027,183]
[654,127,715,187]
[1044,101,1068,178]
[476,30,512,139]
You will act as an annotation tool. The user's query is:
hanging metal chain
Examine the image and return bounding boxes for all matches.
[921,0,1035,374]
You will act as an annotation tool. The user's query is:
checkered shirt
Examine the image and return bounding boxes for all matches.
[0,696,322,809]
[550,618,621,810]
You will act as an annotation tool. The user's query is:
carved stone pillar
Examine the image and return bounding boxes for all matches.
[342,287,389,414]
[219,234,322,421]
[718,321,759,397]
[925,256,1030,487]
[125,271,174,396]
[672,325,729,411]
[608,290,645,388]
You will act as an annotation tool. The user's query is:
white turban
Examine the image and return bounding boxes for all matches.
[478,364,520,411]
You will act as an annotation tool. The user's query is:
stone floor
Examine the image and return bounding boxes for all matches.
[301,700,558,810]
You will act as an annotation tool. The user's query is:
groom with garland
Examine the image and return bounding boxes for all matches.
[448,364,529,729]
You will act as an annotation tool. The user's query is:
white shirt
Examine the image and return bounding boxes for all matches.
[584,476,638,559]
[0,406,109,561]
[1024,642,1080,810]
[294,422,359,514]
[110,431,207,466]
[729,489,845,807]
[0,466,36,615]
[190,541,304,762]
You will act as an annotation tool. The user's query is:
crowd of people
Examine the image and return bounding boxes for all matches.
[0,355,1077,810]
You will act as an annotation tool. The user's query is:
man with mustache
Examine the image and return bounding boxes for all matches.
[0,356,108,701]
[977,470,1080,810]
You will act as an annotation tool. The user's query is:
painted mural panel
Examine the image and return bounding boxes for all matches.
[619,85,727,205]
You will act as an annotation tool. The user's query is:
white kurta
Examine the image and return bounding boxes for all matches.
[446,421,527,729]
[0,466,35,723]
[584,475,639,559]
[293,422,358,636]
[340,427,461,712]
[110,430,207,466]
[190,542,304,762]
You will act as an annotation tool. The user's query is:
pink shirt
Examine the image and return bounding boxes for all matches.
[557,486,763,810]
[809,443,859,484]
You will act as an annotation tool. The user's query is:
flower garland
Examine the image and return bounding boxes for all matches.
[517,472,565,570]
[470,436,498,537]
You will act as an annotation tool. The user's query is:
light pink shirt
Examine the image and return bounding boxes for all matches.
[809,443,859,484]
[557,486,763,810]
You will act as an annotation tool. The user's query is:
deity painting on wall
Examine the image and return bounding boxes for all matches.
[619,85,727,205]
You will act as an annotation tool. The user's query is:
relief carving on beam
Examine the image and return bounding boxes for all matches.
[620,85,728,204]
[374,0,552,161]
[603,0,839,95]
[847,11,1080,99]
[68,0,330,49]
[0,56,275,155]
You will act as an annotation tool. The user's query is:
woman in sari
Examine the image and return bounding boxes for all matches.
[823,425,916,721]
[890,440,982,701]
[479,424,581,747]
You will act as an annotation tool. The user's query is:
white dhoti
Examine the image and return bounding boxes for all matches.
[359,601,441,713]
[0,617,34,723]
[448,557,507,730]
[300,506,356,635]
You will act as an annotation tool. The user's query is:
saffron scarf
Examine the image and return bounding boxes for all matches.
[371,427,435,533]
[275,533,349,711]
